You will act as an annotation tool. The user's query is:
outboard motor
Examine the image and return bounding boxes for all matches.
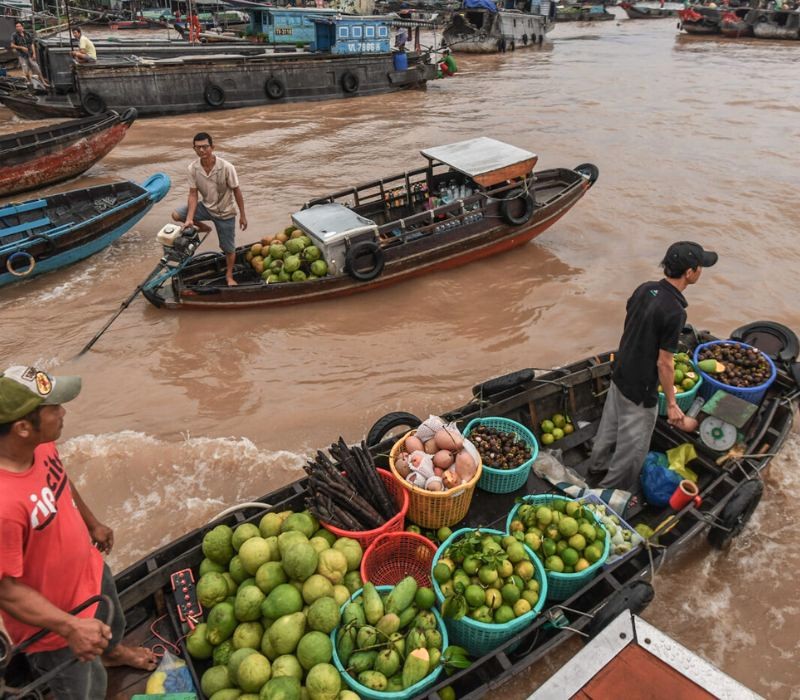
[156,223,201,263]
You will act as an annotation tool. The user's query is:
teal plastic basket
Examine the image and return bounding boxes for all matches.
[505,495,610,602]
[657,373,703,416]
[330,585,448,700]
[431,528,547,657]
[463,417,539,494]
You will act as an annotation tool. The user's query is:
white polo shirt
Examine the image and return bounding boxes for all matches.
[188,156,240,219]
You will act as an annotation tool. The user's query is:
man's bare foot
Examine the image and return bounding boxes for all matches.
[226,277,238,286]
[102,643,158,671]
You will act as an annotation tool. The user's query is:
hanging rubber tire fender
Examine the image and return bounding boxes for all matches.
[345,240,384,282]
[708,479,763,549]
[575,162,599,186]
[341,71,360,94]
[366,412,422,448]
[81,91,106,116]
[472,368,535,398]
[204,83,225,108]
[730,320,799,364]
[500,188,535,226]
[265,77,286,100]
[584,581,656,640]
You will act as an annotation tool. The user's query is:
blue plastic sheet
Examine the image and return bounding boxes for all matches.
[464,0,498,13]
[640,451,681,507]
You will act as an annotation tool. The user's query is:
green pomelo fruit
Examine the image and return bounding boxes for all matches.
[316,548,348,585]
[278,531,308,558]
[271,654,303,681]
[238,652,272,693]
[302,574,334,604]
[197,572,229,608]
[200,558,227,576]
[240,538,273,576]
[233,523,262,552]
[256,561,288,596]
[262,583,303,619]
[186,622,213,660]
[282,542,318,582]
[233,622,264,650]
[332,538,363,572]
[236,585,266,622]
[259,513,284,538]
[267,612,306,655]
[201,665,234,697]
[259,676,301,700]
[296,630,333,670]
[305,663,341,700]
[307,596,341,634]
[203,525,235,566]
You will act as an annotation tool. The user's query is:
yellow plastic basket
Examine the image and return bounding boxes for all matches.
[389,430,482,529]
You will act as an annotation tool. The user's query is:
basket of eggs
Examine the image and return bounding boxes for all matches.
[388,417,482,530]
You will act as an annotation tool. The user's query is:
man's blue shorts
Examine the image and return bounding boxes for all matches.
[176,201,236,254]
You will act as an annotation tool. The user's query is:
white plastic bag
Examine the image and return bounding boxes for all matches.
[415,415,462,445]
[533,449,588,489]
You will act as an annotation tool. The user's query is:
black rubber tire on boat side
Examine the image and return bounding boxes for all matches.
[730,320,800,364]
[81,91,106,116]
[204,84,225,108]
[341,71,360,94]
[575,162,600,185]
[345,240,384,282]
[265,77,286,100]
[584,581,656,640]
[366,412,422,448]
[472,368,535,398]
[500,188,535,226]
[708,479,763,550]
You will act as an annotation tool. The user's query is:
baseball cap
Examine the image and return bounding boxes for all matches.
[0,366,81,424]
[663,241,718,274]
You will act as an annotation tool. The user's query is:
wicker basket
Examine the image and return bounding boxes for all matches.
[462,416,539,494]
[389,431,482,530]
[506,494,610,602]
[331,585,448,700]
[360,531,437,587]
[319,469,409,549]
[431,528,547,657]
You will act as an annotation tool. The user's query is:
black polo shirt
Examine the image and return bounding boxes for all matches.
[10,31,33,58]
[612,279,687,407]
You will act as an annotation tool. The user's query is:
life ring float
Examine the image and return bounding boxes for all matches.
[341,71,360,94]
[81,91,106,116]
[500,188,535,226]
[345,240,384,282]
[6,251,36,277]
[264,77,286,100]
[204,84,225,108]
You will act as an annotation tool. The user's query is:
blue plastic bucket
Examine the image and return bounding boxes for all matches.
[393,51,408,71]
[693,340,776,405]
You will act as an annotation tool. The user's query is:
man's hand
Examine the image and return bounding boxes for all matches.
[64,617,111,662]
[239,215,248,231]
[90,523,114,554]
[183,219,194,230]
[666,403,685,427]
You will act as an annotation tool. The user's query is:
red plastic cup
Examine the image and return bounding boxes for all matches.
[669,479,702,510]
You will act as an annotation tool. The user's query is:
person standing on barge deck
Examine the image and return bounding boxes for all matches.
[9,22,49,87]
[0,366,157,699]
[172,132,248,286]
[587,242,717,494]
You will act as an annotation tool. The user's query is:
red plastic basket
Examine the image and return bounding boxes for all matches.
[360,531,438,588]
[319,469,409,549]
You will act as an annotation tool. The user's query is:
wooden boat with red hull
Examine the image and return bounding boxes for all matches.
[678,5,722,33]
[0,109,137,198]
[141,138,599,310]
[720,8,753,36]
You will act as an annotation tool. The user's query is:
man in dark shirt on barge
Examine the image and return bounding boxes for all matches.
[9,22,48,87]
[587,242,718,493]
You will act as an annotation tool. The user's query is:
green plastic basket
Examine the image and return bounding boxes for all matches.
[463,417,539,494]
[506,494,610,602]
[657,374,703,416]
[330,585,448,700]
[431,528,547,657]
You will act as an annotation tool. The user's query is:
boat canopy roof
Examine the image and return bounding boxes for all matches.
[420,137,538,188]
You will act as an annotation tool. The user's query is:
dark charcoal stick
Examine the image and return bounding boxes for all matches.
[357,442,396,519]
[309,475,384,528]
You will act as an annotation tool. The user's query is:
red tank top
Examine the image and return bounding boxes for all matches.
[0,443,104,652]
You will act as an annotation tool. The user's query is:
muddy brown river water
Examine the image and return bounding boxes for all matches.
[2,12,800,698]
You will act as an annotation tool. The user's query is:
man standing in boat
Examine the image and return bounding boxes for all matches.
[70,27,97,63]
[10,22,49,88]
[587,242,717,494]
[173,132,248,286]
[0,366,157,698]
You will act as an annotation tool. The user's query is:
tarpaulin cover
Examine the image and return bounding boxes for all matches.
[463,0,498,13]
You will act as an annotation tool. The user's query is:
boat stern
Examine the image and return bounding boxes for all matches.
[142,173,172,203]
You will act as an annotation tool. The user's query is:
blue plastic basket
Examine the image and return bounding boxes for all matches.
[657,373,703,416]
[431,528,547,657]
[693,340,776,405]
[331,585,448,700]
[462,417,539,494]
[505,494,610,602]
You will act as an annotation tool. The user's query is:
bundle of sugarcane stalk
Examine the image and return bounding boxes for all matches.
[304,437,397,531]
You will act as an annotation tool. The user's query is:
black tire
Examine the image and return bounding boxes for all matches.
[265,77,286,100]
[500,189,535,226]
[204,83,225,107]
[575,162,600,186]
[81,91,106,116]
[341,71,360,94]
[366,411,421,447]
[708,479,763,550]
[584,581,655,640]
[730,320,800,364]
[472,368,535,398]
[345,240,384,282]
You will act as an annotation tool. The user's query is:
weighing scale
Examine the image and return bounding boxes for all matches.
[694,390,758,452]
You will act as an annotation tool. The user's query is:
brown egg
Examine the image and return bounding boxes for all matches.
[433,450,455,470]
[454,449,477,481]
[434,427,464,452]
[405,435,424,453]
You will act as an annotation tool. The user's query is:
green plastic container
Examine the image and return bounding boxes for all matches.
[657,373,703,416]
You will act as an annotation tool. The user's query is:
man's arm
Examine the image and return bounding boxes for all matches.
[233,186,247,230]
[69,480,113,554]
[10,36,28,53]
[184,187,199,226]
[657,348,684,426]
[0,577,111,661]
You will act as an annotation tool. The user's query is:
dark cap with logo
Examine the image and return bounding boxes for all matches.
[662,241,718,275]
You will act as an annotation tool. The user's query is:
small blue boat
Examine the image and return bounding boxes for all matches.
[0,174,170,288]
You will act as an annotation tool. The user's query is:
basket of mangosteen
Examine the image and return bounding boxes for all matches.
[389,416,483,530]
[462,417,539,494]
[693,340,777,405]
